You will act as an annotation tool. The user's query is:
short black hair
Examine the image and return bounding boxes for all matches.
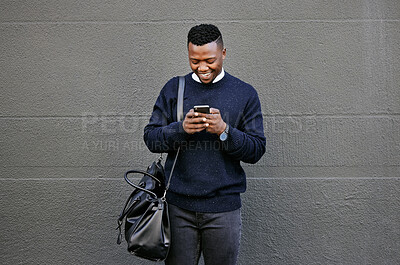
[187,24,223,48]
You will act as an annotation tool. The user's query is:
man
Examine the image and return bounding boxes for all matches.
[144,24,266,265]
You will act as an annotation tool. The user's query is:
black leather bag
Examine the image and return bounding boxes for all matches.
[117,159,171,261]
[116,76,185,261]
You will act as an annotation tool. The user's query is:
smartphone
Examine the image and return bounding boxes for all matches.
[194,105,210,114]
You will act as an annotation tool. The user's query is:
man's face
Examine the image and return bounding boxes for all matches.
[188,41,226,84]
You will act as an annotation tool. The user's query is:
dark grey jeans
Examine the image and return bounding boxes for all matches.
[165,203,241,265]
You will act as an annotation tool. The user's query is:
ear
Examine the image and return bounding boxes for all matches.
[222,48,226,60]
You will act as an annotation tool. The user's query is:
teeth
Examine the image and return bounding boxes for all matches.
[200,73,211,77]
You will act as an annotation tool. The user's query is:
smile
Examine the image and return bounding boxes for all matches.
[199,72,212,78]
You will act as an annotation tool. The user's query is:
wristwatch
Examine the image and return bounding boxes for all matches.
[219,124,229,141]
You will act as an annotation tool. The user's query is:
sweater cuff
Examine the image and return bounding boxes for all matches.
[163,121,187,145]
[223,126,244,153]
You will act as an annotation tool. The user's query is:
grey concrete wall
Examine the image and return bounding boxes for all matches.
[1,1,399,264]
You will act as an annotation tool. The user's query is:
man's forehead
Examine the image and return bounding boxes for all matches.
[188,42,222,54]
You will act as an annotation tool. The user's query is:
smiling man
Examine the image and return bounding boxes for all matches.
[188,32,225,84]
[144,24,266,265]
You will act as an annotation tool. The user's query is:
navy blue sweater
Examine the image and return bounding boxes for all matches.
[144,73,266,212]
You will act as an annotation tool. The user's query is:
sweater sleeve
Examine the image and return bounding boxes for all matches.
[143,79,187,153]
[222,90,266,164]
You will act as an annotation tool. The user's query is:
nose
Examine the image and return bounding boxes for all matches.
[198,62,209,72]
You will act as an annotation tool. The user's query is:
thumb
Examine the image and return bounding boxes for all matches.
[210,108,220,115]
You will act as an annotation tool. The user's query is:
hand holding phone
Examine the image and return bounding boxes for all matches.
[183,106,226,135]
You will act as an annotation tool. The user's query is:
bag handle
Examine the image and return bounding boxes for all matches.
[124,170,160,198]
[117,169,163,243]
[118,170,161,224]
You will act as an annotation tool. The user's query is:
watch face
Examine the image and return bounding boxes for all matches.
[220,132,228,141]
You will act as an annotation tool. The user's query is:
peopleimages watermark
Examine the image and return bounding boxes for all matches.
[80,112,318,154]
[81,112,151,134]
[81,112,318,135]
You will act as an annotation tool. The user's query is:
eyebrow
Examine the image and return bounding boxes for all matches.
[190,57,216,61]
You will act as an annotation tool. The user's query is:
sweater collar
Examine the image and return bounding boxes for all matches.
[191,68,225,84]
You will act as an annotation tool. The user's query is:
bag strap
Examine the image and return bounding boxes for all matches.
[177,76,185,122]
[163,76,185,198]
[116,76,185,244]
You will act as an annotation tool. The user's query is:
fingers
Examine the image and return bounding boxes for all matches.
[183,107,224,135]
[185,109,195,119]
[204,108,225,134]
[183,124,207,134]
[183,109,208,134]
